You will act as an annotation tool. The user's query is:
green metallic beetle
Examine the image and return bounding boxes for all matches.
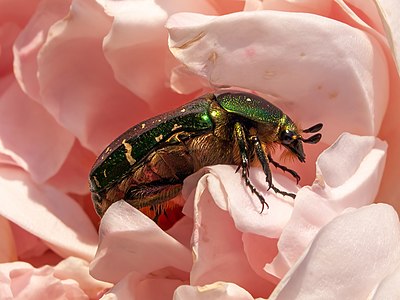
[89,91,322,219]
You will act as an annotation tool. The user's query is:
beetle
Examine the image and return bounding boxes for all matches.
[89,90,322,220]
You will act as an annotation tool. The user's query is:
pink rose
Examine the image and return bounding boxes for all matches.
[1,0,399,299]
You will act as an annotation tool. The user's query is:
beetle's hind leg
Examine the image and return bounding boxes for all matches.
[149,205,169,224]
[234,122,269,213]
[125,182,182,222]
[267,154,300,184]
[268,185,296,199]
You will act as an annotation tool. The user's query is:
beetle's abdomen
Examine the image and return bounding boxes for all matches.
[92,143,196,216]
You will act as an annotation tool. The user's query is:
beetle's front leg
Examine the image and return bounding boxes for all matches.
[233,122,268,212]
[249,136,272,190]
[267,154,300,184]
[249,136,296,200]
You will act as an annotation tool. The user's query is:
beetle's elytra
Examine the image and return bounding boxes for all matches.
[89,91,322,220]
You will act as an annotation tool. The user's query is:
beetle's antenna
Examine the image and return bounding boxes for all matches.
[301,123,323,144]
[302,123,323,133]
[301,133,322,144]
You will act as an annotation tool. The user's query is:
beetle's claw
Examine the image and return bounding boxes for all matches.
[266,176,272,191]
[259,196,269,214]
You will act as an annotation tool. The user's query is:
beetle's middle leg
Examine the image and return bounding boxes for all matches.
[249,136,296,200]
[234,122,269,212]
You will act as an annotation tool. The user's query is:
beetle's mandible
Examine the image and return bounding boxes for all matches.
[89,91,322,220]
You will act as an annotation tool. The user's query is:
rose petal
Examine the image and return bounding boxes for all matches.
[185,172,278,297]
[0,216,17,262]
[173,282,255,300]
[10,224,48,260]
[0,79,74,183]
[373,0,400,68]
[244,0,333,15]
[54,257,112,299]
[373,0,400,213]
[166,216,194,249]
[0,262,88,300]
[100,271,184,300]
[90,200,192,283]
[370,262,400,299]
[0,23,20,77]
[167,11,389,143]
[37,0,151,154]
[0,166,98,261]
[183,165,295,238]
[103,0,216,107]
[269,204,400,299]
[13,0,71,101]
[46,140,96,195]
[0,0,41,77]
[247,0,387,36]
[265,133,387,277]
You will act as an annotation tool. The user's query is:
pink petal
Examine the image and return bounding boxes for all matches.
[174,282,255,300]
[37,0,151,154]
[103,0,216,107]
[167,11,389,143]
[374,0,400,213]
[269,204,400,299]
[266,133,387,277]
[0,262,88,300]
[10,224,48,260]
[373,0,400,68]
[247,0,386,36]
[183,165,295,238]
[0,262,32,299]
[0,79,74,183]
[0,166,98,261]
[13,0,71,101]
[90,200,192,283]
[166,216,194,249]
[0,0,40,77]
[0,23,20,77]
[104,273,184,300]
[371,263,400,299]
[0,216,17,262]
[46,140,96,195]
[184,170,279,298]
[244,0,333,15]
[54,257,112,299]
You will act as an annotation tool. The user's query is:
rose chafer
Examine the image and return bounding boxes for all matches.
[89,91,322,219]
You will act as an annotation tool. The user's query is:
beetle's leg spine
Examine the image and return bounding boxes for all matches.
[267,154,301,184]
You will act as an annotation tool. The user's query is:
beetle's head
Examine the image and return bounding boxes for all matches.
[278,121,323,162]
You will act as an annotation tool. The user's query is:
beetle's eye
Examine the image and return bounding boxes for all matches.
[280,130,295,145]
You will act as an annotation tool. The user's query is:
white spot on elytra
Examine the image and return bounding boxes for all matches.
[172,124,182,131]
[155,134,163,142]
[122,139,136,165]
